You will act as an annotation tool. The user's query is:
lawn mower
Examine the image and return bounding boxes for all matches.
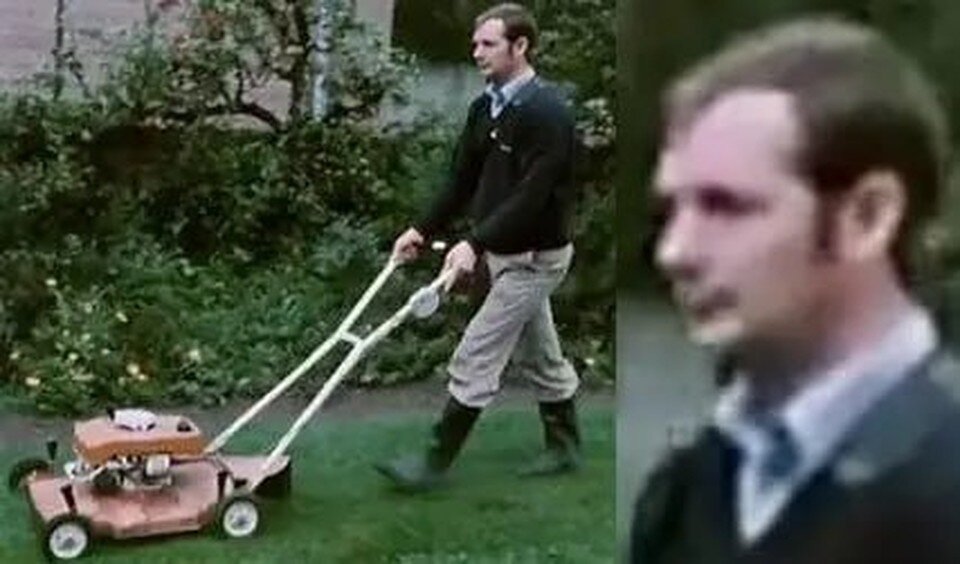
[8,248,454,560]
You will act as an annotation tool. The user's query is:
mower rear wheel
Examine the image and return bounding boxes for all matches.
[43,515,91,560]
[7,457,51,491]
[216,493,260,539]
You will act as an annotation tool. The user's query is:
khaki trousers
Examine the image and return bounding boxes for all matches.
[447,244,579,408]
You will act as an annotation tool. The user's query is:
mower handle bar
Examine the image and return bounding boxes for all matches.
[259,265,456,471]
[205,244,453,455]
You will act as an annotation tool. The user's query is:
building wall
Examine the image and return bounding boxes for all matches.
[0,0,173,90]
[0,0,477,126]
[0,0,61,87]
[384,62,482,127]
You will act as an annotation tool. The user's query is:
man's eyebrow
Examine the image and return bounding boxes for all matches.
[695,182,739,195]
[695,182,766,200]
[664,180,755,196]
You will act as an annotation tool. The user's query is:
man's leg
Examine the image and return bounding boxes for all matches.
[375,249,565,491]
[509,248,581,476]
[373,395,481,493]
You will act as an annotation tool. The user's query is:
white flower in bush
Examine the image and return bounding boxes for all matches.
[126,362,141,376]
[186,348,202,363]
[25,376,41,388]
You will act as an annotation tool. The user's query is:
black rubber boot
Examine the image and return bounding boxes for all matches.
[375,396,481,492]
[518,398,583,477]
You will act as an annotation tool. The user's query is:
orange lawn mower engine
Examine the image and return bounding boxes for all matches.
[65,408,206,495]
[8,407,280,561]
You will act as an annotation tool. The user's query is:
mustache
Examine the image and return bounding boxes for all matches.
[672,287,737,312]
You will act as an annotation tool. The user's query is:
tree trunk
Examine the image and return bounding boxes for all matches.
[53,0,66,100]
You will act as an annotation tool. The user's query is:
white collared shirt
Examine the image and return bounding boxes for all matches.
[713,306,938,545]
[485,68,536,118]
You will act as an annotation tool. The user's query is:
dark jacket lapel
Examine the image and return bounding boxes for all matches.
[493,76,542,123]
[828,352,960,489]
[751,352,960,560]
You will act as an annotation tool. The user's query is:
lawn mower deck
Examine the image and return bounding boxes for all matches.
[25,452,288,539]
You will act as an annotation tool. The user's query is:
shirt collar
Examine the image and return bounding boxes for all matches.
[715,305,938,476]
[485,68,536,106]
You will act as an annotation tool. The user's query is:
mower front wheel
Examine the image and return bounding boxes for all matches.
[43,515,92,561]
[7,457,51,491]
[216,493,261,539]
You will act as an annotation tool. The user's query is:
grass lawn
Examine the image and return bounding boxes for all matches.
[0,405,613,563]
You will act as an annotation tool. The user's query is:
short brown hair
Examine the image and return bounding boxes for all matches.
[665,16,950,287]
[475,3,539,57]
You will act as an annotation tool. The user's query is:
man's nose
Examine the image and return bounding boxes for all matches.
[655,208,702,282]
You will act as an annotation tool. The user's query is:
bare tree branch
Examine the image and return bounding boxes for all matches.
[65,52,93,100]
[160,100,282,131]
[237,102,283,130]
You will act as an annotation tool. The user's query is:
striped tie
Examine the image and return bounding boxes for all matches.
[490,85,506,118]
[758,418,800,489]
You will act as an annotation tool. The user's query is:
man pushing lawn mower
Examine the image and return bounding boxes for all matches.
[375,3,582,493]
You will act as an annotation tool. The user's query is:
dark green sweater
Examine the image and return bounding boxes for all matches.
[416,78,576,254]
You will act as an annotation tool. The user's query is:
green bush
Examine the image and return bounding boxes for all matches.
[6,229,466,415]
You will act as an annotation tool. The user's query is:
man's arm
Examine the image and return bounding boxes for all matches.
[415,98,486,240]
[469,95,574,251]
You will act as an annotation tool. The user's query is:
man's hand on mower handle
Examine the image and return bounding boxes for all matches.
[440,240,477,292]
[392,227,425,264]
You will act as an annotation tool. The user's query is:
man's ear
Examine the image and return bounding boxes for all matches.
[511,36,529,59]
[836,169,906,262]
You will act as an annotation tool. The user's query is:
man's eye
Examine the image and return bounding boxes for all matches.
[698,189,760,216]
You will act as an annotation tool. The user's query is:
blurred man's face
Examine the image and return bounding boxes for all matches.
[472,18,525,84]
[654,90,835,349]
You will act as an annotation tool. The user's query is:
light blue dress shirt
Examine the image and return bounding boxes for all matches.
[713,306,938,544]
[485,68,536,119]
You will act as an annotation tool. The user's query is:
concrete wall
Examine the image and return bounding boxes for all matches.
[383,62,483,127]
[0,0,476,126]
[0,0,164,90]
[0,0,61,87]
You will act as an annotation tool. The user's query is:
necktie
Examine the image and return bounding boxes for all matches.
[490,86,506,118]
[758,418,800,489]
